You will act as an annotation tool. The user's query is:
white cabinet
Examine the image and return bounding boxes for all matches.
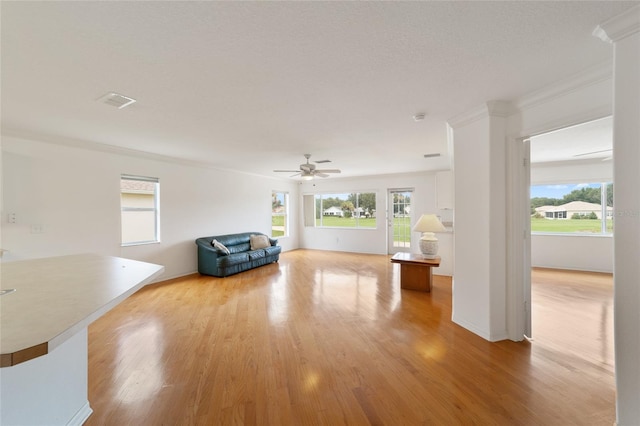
[436,171,454,210]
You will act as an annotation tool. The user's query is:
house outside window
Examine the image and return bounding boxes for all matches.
[531,182,612,234]
[314,192,376,228]
[272,191,288,237]
[121,175,160,245]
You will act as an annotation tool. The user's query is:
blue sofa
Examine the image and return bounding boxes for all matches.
[195,232,281,277]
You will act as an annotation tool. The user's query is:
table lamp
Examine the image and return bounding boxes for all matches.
[412,214,446,259]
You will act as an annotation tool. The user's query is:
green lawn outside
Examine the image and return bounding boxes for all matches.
[273,214,416,243]
[315,216,376,228]
[392,216,412,244]
[531,218,613,233]
[313,215,413,244]
[276,213,612,238]
[272,215,285,237]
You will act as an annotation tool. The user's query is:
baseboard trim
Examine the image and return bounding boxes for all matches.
[67,401,92,426]
[452,315,508,342]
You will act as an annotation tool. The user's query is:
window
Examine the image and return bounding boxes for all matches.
[120,175,160,245]
[311,192,377,228]
[531,182,613,234]
[272,191,288,237]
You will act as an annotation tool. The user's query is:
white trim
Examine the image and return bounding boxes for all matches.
[505,136,530,341]
[593,5,640,43]
[513,62,613,112]
[1,128,289,181]
[448,101,514,129]
[67,401,93,426]
[451,314,508,343]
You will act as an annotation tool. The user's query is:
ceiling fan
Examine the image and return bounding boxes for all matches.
[274,154,341,180]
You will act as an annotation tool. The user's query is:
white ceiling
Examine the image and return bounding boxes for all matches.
[530,116,613,164]
[1,1,634,179]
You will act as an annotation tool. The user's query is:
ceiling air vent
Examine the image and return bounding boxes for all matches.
[97,92,137,109]
[423,153,441,158]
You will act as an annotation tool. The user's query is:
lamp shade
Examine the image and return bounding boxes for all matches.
[412,214,446,233]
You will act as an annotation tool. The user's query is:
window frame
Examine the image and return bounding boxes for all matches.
[120,174,160,246]
[310,191,377,229]
[530,181,612,236]
[272,191,289,238]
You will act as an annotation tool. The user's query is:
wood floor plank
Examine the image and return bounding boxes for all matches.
[86,250,614,425]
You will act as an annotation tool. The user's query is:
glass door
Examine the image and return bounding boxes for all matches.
[388,189,413,254]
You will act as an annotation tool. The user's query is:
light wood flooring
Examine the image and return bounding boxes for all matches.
[86,250,614,425]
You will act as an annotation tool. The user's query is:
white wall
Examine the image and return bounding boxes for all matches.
[1,135,299,280]
[531,234,612,273]
[298,172,454,276]
[1,135,456,278]
[530,159,613,273]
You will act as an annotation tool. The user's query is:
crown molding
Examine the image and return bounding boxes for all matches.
[593,5,640,43]
[1,127,282,181]
[486,100,514,118]
[513,61,613,112]
[449,61,613,131]
[447,101,514,129]
[1,127,213,168]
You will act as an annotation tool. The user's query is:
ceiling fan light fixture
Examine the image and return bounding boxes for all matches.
[274,154,340,180]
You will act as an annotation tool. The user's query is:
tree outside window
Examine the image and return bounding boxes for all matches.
[314,192,376,228]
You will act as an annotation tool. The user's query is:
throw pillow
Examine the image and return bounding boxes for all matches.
[250,234,270,250]
[211,239,230,255]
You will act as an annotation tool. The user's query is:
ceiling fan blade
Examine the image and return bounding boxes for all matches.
[315,169,341,173]
[315,173,329,178]
[314,159,331,164]
[289,172,301,177]
[274,169,300,173]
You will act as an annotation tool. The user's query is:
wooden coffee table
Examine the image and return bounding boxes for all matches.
[390,252,441,292]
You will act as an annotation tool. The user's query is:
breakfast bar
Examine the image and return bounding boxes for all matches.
[0,253,164,425]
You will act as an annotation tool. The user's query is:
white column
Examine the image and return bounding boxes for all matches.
[449,101,510,341]
[594,6,640,425]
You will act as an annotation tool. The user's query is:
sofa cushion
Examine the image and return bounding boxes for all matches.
[217,252,249,267]
[248,250,265,260]
[263,245,282,257]
[215,233,252,247]
[228,243,251,254]
[250,234,270,250]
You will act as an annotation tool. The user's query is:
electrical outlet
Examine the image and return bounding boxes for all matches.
[8,213,16,224]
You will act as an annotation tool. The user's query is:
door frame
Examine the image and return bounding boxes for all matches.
[387,188,414,254]
[506,136,532,340]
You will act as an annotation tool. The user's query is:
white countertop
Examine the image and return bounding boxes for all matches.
[1,253,164,367]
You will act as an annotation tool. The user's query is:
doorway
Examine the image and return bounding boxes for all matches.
[387,189,413,254]
[522,116,613,340]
